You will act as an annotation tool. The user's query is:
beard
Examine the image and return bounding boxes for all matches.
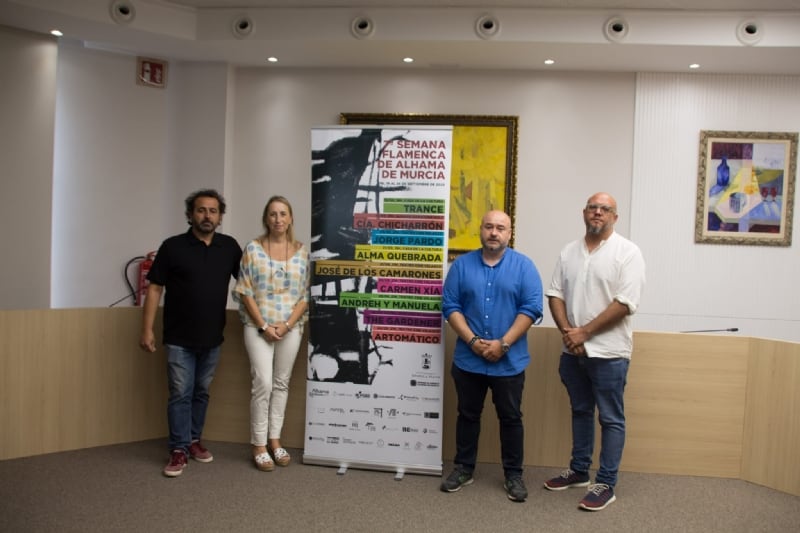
[481,238,507,252]
[586,221,606,235]
[194,219,218,235]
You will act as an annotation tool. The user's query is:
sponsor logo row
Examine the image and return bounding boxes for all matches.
[308,420,439,434]
[309,388,440,400]
[307,435,439,451]
[320,406,440,419]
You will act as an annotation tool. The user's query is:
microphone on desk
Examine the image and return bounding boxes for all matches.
[680,327,739,333]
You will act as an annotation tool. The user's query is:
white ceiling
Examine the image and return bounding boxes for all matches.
[167,1,800,8]
[1,0,800,73]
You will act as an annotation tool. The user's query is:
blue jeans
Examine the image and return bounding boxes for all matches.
[451,364,525,478]
[165,344,221,452]
[559,353,629,487]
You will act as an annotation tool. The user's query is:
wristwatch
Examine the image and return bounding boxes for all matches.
[501,340,510,353]
[468,335,481,347]
[259,323,269,333]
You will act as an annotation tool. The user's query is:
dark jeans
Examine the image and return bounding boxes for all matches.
[559,353,629,487]
[451,363,525,478]
[165,343,221,452]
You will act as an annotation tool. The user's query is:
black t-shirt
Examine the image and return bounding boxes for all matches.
[147,229,242,349]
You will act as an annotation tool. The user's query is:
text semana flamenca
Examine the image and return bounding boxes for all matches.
[379,139,448,180]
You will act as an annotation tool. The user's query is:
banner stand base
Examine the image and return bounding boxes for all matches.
[303,454,441,477]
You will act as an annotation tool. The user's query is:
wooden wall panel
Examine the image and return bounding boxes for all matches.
[0,308,165,460]
[741,339,800,495]
[624,332,748,477]
[523,328,573,468]
[2,309,798,497]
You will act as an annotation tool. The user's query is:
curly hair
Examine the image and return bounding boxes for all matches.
[185,189,227,217]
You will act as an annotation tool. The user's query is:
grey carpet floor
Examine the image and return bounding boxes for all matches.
[1,439,797,532]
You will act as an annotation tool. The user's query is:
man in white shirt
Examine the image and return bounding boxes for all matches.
[543,192,646,511]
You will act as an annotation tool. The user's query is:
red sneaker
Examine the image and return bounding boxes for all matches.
[188,440,213,463]
[163,449,188,477]
[544,469,590,491]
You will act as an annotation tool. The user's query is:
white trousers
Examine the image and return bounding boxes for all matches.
[243,325,303,446]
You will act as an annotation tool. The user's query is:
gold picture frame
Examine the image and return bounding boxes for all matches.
[340,113,518,259]
[695,130,797,246]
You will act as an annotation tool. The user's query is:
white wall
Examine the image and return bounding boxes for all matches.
[165,61,231,233]
[0,27,56,309]
[225,67,635,325]
[631,73,800,341]
[225,68,800,342]
[51,44,232,308]
[4,22,800,342]
[52,42,170,308]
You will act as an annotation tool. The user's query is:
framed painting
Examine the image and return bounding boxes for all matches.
[695,130,797,246]
[340,113,518,259]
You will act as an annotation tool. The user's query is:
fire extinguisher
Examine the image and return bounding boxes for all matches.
[136,251,157,306]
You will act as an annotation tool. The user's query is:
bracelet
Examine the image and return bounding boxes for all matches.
[259,323,269,332]
[468,335,481,347]
[284,321,292,330]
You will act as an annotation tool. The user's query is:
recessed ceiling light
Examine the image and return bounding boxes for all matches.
[403,57,414,63]
[266,57,278,63]
[544,59,555,65]
[689,63,700,69]
[50,29,63,37]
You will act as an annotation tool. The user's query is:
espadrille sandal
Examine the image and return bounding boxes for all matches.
[270,447,291,467]
[254,452,274,472]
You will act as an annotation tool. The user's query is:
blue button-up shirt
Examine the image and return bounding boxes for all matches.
[442,248,543,376]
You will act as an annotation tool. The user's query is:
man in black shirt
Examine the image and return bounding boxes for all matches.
[140,189,242,477]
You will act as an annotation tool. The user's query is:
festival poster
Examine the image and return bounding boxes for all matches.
[305,126,452,475]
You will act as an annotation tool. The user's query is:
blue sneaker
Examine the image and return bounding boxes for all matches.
[579,483,616,511]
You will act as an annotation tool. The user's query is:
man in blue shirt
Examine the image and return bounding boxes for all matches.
[440,210,543,502]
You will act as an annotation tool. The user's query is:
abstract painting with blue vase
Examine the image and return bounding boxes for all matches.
[706,138,786,235]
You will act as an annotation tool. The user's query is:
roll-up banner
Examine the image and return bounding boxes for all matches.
[306,126,452,476]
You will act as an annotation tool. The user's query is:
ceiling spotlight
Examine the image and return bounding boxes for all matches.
[351,16,375,39]
[403,57,414,63]
[544,59,555,65]
[736,20,763,46]
[266,57,278,63]
[689,63,700,69]
[603,16,629,43]
[50,29,63,37]
[475,14,500,40]
[232,15,255,39]
[109,0,136,25]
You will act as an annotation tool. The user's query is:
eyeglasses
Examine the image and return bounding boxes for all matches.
[584,203,616,214]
